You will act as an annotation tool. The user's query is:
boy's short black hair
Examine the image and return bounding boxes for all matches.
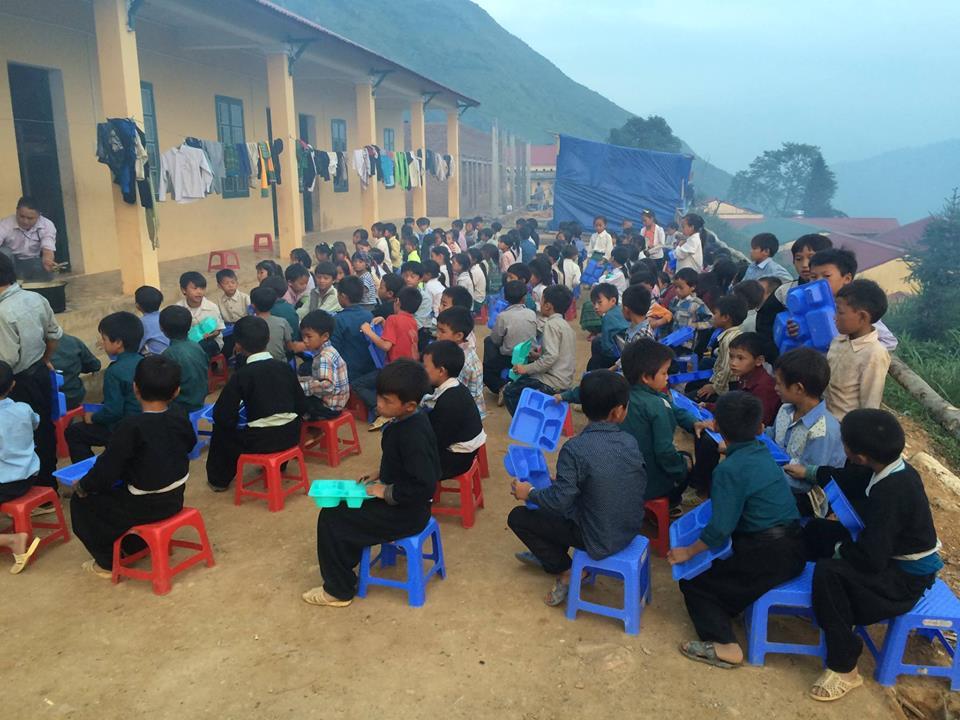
[379,273,404,296]
[503,279,527,305]
[811,247,858,277]
[135,355,181,402]
[506,263,531,283]
[714,391,763,443]
[441,285,473,310]
[215,269,238,284]
[621,285,652,316]
[837,279,888,323]
[758,276,783,294]
[732,280,764,310]
[315,261,337,279]
[629,270,657,287]
[579,370,630,422]
[423,339,465,378]
[416,216,431,227]
[590,283,619,303]
[750,232,779,256]
[134,285,163,313]
[674,268,699,287]
[284,263,309,282]
[792,233,832,257]
[437,306,473,338]
[542,284,573,315]
[774,346,830,398]
[260,276,288,298]
[382,222,397,236]
[397,286,423,313]
[479,227,493,240]
[421,260,441,279]
[256,259,282,277]
[621,338,673,385]
[491,221,502,233]
[300,309,335,337]
[729,332,767,361]
[179,271,206,290]
[337,275,365,304]
[159,305,192,340]
[250,286,278,313]
[375,358,430,404]
[233,315,270,354]
[714,294,749,326]
[0,255,15,286]
[840,408,905,465]
[400,261,424,277]
[0,360,14,396]
[98,311,144,352]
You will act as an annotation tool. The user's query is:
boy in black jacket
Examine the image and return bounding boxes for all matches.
[205,316,307,491]
[304,359,440,607]
[422,340,486,479]
[805,409,941,702]
[70,356,196,578]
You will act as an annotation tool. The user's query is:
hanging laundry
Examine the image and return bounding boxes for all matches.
[297,141,317,191]
[352,148,370,188]
[393,151,407,190]
[246,142,260,188]
[272,138,284,185]
[257,141,276,197]
[201,140,225,195]
[223,143,240,177]
[158,143,213,203]
[380,151,396,188]
[235,142,252,182]
[316,150,330,182]
[407,152,420,188]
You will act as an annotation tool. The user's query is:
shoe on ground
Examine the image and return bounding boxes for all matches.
[497,387,505,407]
[301,586,352,607]
[514,551,543,568]
[82,559,112,579]
[207,481,230,493]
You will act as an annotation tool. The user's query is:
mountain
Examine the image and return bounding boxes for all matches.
[832,139,960,222]
[276,0,731,199]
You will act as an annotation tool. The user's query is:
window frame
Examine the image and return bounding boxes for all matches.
[140,81,160,199]
[331,118,348,193]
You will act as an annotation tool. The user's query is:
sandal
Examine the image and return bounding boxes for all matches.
[809,669,863,702]
[10,536,41,575]
[514,551,543,568]
[82,559,112,579]
[301,586,352,608]
[544,578,569,607]
[679,640,741,669]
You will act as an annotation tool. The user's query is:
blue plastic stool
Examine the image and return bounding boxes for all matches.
[357,517,446,607]
[744,562,826,665]
[565,534,652,635]
[189,404,214,460]
[860,579,960,690]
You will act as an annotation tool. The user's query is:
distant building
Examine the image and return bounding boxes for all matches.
[703,199,764,222]
[529,144,558,209]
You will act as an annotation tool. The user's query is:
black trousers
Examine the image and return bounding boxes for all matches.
[439,449,477,481]
[71,487,184,570]
[689,432,721,493]
[802,518,852,561]
[507,506,585,574]
[813,559,934,673]
[305,397,342,420]
[10,361,56,489]
[199,338,220,358]
[503,376,557,416]
[205,420,302,488]
[316,499,431,600]
[678,528,806,645]
[0,478,33,503]
[65,421,113,463]
[587,337,617,371]
[482,337,513,393]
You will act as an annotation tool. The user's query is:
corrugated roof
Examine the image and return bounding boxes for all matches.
[530,144,557,166]
[870,216,932,250]
[800,217,900,236]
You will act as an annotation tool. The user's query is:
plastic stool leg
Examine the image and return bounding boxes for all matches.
[357,546,372,598]
[622,563,641,635]
[406,540,427,608]
[874,617,910,686]
[565,554,586,622]
[266,464,284,512]
[431,525,447,580]
[147,531,173,596]
[473,466,485,510]
[460,474,476,528]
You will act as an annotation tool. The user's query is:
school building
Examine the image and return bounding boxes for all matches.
[0,0,482,293]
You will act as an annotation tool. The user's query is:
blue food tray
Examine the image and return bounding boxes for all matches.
[503,445,548,480]
[83,403,102,414]
[367,323,386,369]
[661,326,695,348]
[757,433,789,465]
[508,388,568,452]
[669,500,734,580]
[667,250,677,271]
[824,480,865,540]
[581,259,608,286]
[668,369,712,385]
[53,456,98,486]
[774,279,838,353]
[50,370,67,419]
[486,296,509,329]
[308,479,372,509]
[200,402,246,427]
[508,339,532,381]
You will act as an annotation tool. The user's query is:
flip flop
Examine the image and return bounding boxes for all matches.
[679,640,741,669]
[10,536,41,575]
[544,578,569,607]
[82,559,112,579]
[301,586,352,607]
[809,669,863,702]
[514,551,543,568]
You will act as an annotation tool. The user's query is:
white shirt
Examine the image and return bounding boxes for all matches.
[176,297,225,349]
[600,267,628,297]
[0,215,56,258]
[675,232,703,272]
[587,230,614,260]
[560,258,581,290]
[158,145,214,203]
[424,278,445,324]
[641,224,666,259]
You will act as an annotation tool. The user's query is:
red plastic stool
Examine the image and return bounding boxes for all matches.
[300,413,361,467]
[562,406,575,437]
[235,445,309,512]
[253,233,274,253]
[0,486,70,560]
[344,391,370,423]
[644,497,671,557]
[564,301,578,321]
[208,353,229,393]
[474,304,488,326]
[477,443,490,479]
[112,507,215,595]
[432,458,484,528]
[55,406,84,458]
[208,250,240,272]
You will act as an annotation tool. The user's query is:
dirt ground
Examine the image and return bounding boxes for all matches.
[4,321,959,720]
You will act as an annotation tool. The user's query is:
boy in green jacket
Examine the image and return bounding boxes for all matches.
[160,306,211,413]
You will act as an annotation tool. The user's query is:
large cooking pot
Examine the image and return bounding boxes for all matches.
[23,280,68,314]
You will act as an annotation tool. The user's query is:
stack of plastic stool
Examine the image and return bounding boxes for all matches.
[644,497,672,557]
[432,458,484,528]
[234,446,309,511]
[253,233,273,253]
[345,391,370,423]
[358,516,446,606]
[566,534,652,634]
[208,353,229,393]
[0,487,70,561]
[207,250,240,272]
[50,370,83,458]
[299,413,361,467]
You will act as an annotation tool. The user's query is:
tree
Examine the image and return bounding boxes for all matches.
[904,189,960,341]
[607,116,682,153]
[729,142,840,217]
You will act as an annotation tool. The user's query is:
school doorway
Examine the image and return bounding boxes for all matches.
[8,63,71,265]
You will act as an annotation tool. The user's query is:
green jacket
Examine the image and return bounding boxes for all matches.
[163,339,210,412]
[92,352,142,430]
[51,334,101,407]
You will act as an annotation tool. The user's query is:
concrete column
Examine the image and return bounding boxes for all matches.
[355,82,379,227]
[409,99,427,218]
[490,119,501,215]
[93,0,159,293]
[446,110,460,219]
[266,53,304,257]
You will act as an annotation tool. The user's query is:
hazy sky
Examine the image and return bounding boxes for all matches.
[472,0,960,172]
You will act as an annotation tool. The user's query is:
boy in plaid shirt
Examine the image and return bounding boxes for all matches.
[436,306,486,419]
[300,311,349,420]
[661,268,712,351]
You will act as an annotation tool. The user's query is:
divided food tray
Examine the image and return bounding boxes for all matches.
[669,500,734,581]
[53,456,98,486]
[823,480,865,540]
[308,479,371,509]
[508,388,568,452]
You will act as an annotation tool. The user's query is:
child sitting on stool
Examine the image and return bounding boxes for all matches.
[70,356,196,579]
[509,371,647,607]
[303,359,440,608]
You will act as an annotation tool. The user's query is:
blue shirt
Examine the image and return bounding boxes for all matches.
[520,238,537,264]
[139,311,169,355]
[332,305,375,380]
[767,400,846,492]
[0,398,39,483]
[742,257,794,283]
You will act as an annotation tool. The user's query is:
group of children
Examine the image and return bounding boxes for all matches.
[0,211,941,704]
